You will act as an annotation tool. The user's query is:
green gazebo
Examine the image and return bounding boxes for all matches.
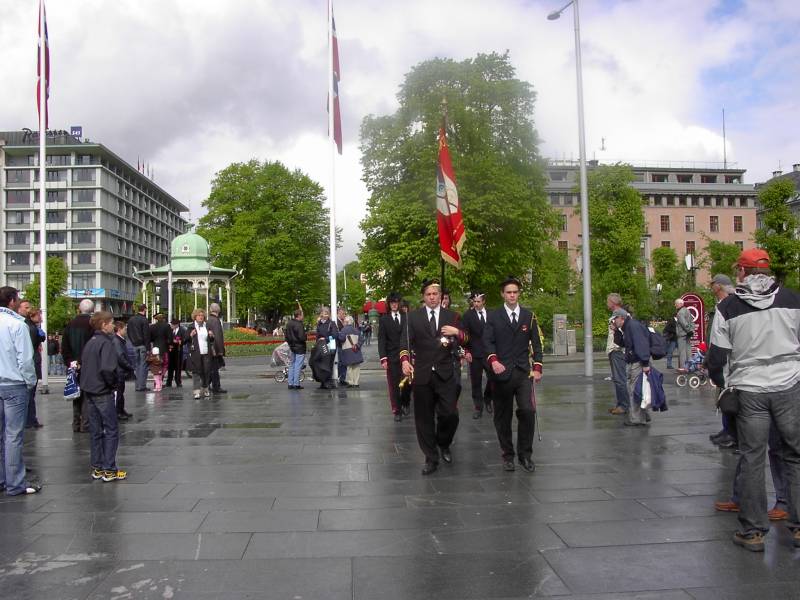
[134,232,239,322]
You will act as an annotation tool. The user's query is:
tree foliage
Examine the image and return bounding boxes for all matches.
[197,160,331,318]
[24,257,74,333]
[584,164,648,325]
[753,178,800,285]
[336,260,367,318]
[358,52,561,303]
[700,238,740,281]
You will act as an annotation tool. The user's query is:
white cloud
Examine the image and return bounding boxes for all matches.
[2,0,798,266]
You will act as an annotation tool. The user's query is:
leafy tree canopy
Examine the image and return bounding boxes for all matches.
[358,51,561,305]
[753,178,800,285]
[700,238,740,282]
[336,260,367,318]
[197,160,331,317]
[24,256,73,333]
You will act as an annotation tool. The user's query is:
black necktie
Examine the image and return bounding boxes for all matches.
[511,312,517,326]
[394,314,399,327]
[479,312,485,325]
[430,310,437,335]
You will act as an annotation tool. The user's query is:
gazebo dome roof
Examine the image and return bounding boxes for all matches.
[171,232,210,260]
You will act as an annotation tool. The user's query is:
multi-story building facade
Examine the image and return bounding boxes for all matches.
[545,160,759,284]
[0,129,189,314]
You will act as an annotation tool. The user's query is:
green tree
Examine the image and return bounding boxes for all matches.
[23,256,74,332]
[584,164,647,327]
[650,246,684,318]
[753,178,800,285]
[358,52,561,301]
[197,160,331,318]
[336,260,367,318]
[699,238,740,281]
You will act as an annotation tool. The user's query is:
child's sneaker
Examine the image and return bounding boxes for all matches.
[101,469,127,482]
[91,468,104,480]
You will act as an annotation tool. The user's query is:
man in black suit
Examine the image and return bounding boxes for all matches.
[378,292,410,422]
[401,279,467,475]
[463,290,493,419]
[484,277,543,473]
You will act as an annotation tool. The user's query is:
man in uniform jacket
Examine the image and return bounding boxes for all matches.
[207,303,227,394]
[166,318,186,388]
[401,279,467,475]
[484,277,543,473]
[126,304,151,392]
[378,292,410,421]
[462,290,493,420]
[62,298,95,432]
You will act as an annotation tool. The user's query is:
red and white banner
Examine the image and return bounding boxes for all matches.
[436,127,465,268]
[37,0,50,128]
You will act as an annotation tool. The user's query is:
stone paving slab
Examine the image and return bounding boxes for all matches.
[4,357,790,598]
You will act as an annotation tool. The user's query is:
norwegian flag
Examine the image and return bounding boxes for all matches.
[436,127,466,268]
[37,0,50,129]
[330,8,342,154]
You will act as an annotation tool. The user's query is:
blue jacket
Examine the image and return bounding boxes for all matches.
[621,316,651,367]
[634,367,667,412]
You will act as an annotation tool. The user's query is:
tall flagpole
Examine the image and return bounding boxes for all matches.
[38,0,49,392]
[327,0,337,315]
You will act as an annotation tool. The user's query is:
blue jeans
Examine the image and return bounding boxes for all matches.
[288,352,305,387]
[86,392,119,471]
[0,384,32,495]
[609,350,629,410]
[735,381,800,535]
[133,345,149,390]
[664,339,677,368]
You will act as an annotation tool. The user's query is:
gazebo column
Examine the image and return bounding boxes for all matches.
[193,283,198,309]
[167,268,173,321]
[205,283,210,311]
[226,282,232,324]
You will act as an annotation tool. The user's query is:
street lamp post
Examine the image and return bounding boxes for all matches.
[548,0,593,377]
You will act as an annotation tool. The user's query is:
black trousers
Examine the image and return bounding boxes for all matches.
[386,360,412,414]
[469,359,493,410]
[115,380,127,415]
[493,367,535,461]
[413,371,459,463]
[166,348,183,385]
[210,356,223,391]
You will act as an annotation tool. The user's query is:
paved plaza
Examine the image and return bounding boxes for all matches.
[1,351,798,600]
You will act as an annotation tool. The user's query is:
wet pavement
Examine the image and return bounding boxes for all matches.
[2,350,797,600]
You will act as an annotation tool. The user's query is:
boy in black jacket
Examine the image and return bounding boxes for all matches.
[113,321,134,420]
[80,311,127,482]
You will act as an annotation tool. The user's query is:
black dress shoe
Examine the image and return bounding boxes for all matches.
[718,439,738,450]
[485,402,493,414]
[288,385,296,390]
[176,383,182,388]
[503,460,515,472]
[117,413,129,421]
[296,385,304,390]
[212,388,228,394]
[472,409,482,419]
[421,462,439,475]
[394,413,402,422]
[440,448,452,464]
[713,432,735,446]
[709,429,726,442]
[519,457,536,472]
[401,404,411,416]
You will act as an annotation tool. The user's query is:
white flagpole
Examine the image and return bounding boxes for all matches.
[38,0,49,391]
[327,0,337,315]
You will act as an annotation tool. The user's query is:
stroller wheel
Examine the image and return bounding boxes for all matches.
[676,373,688,387]
[274,369,287,383]
[688,375,701,389]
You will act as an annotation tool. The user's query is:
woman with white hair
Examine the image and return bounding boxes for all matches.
[337,315,364,388]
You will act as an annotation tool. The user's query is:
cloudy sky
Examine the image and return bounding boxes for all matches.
[2,0,798,265]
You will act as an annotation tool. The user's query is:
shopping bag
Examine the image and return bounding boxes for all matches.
[64,367,81,401]
[640,373,652,410]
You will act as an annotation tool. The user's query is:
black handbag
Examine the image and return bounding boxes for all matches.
[716,387,739,416]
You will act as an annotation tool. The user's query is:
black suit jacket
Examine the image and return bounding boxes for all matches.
[400,306,465,385]
[484,306,543,381]
[462,308,490,359]
[378,312,407,364]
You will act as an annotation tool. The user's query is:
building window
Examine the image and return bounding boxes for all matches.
[660,215,670,232]
[676,174,692,183]
[651,173,668,183]
[73,231,95,245]
[46,210,66,223]
[686,241,696,255]
[733,215,743,232]
[7,190,31,205]
[76,154,93,165]
[709,216,719,232]
[701,174,718,184]
[46,169,68,182]
[661,241,671,248]
[685,215,695,232]
[73,252,95,265]
[7,211,30,225]
[46,232,66,244]
[72,168,96,183]
[6,170,31,183]
[557,240,568,252]
[6,253,30,266]
[74,189,96,203]
[6,274,32,289]
[549,171,567,181]
[9,232,29,246]
[73,210,94,224]
[559,213,567,232]
[72,273,95,289]
[725,175,740,184]
[735,241,744,250]
[46,154,70,166]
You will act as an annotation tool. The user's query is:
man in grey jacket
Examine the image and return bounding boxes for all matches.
[675,298,694,370]
[207,303,226,394]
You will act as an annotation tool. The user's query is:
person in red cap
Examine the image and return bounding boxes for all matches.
[707,248,800,552]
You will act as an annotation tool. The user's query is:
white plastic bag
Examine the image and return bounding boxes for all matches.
[640,372,652,410]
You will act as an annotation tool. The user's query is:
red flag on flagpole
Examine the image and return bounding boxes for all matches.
[330,9,342,154]
[36,0,50,129]
[436,127,466,268]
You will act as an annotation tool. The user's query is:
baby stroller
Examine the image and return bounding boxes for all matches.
[271,342,305,383]
[675,342,711,389]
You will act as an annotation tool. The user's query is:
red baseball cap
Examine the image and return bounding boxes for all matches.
[736,248,770,268]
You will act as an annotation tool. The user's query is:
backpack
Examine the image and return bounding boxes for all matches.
[647,325,667,360]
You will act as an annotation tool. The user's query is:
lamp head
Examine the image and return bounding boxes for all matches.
[547,10,562,20]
